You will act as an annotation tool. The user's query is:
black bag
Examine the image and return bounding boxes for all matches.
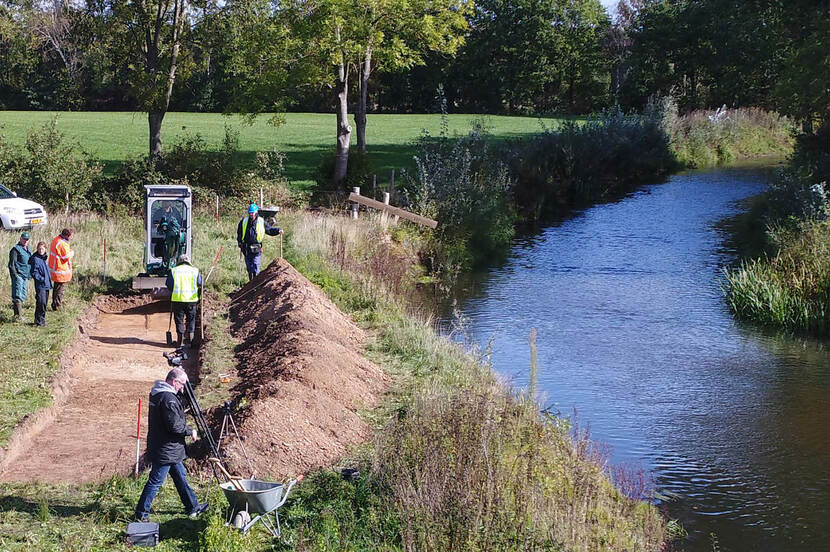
[126,521,159,547]
[247,243,262,254]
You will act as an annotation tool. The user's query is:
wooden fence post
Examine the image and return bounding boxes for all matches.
[352,187,360,219]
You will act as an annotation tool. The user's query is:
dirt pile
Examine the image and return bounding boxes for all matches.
[222,258,387,478]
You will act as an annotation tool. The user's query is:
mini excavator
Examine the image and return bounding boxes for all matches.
[132,184,193,291]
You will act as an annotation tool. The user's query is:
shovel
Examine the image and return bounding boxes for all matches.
[166,301,174,346]
[209,458,245,491]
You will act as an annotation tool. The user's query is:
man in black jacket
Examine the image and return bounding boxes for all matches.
[135,368,209,521]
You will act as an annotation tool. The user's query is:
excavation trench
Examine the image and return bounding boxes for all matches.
[0,258,386,484]
[0,295,194,484]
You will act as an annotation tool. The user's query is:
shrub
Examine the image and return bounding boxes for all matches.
[2,117,102,214]
[314,149,375,206]
[402,124,516,274]
[506,106,676,221]
[99,157,167,215]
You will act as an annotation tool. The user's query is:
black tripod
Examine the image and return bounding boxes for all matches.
[163,349,253,482]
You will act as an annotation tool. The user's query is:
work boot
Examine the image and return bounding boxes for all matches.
[188,502,209,519]
[184,333,192,348]
[175,332,183,347]
[12,301,22,322]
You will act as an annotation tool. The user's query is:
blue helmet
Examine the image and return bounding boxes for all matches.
[248,203,259,214]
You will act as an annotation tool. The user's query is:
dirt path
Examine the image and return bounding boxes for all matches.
[0,296,194,484]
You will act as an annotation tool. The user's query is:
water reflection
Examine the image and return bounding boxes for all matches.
[440,164,830,551]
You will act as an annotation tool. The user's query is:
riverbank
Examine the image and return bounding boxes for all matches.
[723,125,830,333]
[404,102,793,275]
[0,210,667,550]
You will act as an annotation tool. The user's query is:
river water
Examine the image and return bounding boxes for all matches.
[439,164,830,551]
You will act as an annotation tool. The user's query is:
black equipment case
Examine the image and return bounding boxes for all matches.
[126,521,159,546]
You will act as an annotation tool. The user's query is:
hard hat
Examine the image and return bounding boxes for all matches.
[177,254,190,264]
[248,203,259,214]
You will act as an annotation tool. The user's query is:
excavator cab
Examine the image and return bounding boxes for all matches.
[132,184,193,290]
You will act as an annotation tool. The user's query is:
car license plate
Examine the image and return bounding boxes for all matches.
[30,218,42,224]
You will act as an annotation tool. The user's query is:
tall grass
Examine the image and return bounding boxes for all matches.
[668,105,794,168]
[281,208,667,550]
[723,220,830,333]
[722,122,830,333]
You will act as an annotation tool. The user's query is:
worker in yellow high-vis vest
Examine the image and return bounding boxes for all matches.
[236,203,282,281]
[165,254,202,347]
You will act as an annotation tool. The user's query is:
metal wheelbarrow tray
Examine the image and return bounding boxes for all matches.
[220,477,300,537]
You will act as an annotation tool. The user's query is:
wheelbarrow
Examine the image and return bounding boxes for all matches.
[219,476,303,538]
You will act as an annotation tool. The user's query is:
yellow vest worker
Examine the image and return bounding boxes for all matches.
[236,203,282,281]
[166,254,202,347]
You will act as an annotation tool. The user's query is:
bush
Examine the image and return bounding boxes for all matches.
[98,125,300,217]
[98,157,168,215]
[402,124,516,274]
[314,149,375,206]
[506,106,676,221]
[1,117,102,214]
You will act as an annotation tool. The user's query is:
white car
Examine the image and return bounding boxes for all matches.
[0,184,48,230]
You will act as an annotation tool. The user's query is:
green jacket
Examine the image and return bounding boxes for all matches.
[8,244,31,278]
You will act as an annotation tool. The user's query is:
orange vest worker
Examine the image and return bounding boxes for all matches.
[48,235,74,283]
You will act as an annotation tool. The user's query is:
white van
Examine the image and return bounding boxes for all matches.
[0,184,48,229]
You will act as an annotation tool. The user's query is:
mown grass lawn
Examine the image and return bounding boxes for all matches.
[0,112,564,187]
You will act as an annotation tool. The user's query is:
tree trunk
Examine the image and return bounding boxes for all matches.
[149,111,165,159]
[144,0,185,159]
[356,45,372,153]
[333,44,351,183]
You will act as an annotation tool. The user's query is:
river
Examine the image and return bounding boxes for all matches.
[439,164,830,551]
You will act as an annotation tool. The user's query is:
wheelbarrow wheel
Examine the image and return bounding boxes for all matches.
[232,511,251,531]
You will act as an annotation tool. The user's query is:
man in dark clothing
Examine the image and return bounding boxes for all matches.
[236,203,281,280]
[165,254,202,347]
[8,231,31,321]
[28,241,51,326]
[135,367,208,522]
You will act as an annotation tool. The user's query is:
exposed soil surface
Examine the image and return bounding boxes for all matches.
[221,258,387,478]
[0,258,386,483]
[0,295,194,484]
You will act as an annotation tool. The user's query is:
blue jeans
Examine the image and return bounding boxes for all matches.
[135,462,199,518]
[243,249,261,280]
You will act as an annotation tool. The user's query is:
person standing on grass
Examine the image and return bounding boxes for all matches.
[29,241,51,327]
[8,231,31,321]
[166,254,202,348]
[135,367,209,522]
[48,228,74,311]
[237,203,281,281]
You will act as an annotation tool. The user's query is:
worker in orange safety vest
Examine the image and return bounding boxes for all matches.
[48,228,74,311]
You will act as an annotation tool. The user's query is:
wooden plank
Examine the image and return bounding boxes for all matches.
[348,192,438,228]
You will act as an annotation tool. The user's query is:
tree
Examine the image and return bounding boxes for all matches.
[353,0,469,153]
[288,0,469,182]
[449,0,610,114]
[111,0,192,157]
[0,3,39,108]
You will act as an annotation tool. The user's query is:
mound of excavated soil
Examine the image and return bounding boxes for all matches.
[221,259,387,478]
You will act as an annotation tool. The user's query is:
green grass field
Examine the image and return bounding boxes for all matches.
[0,112,561,187]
